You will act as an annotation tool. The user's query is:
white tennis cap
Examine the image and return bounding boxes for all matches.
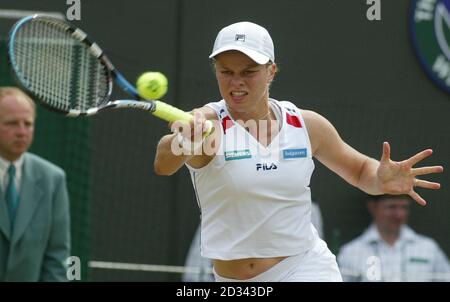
[209,22,275,65]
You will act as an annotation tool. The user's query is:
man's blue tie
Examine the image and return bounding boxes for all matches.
[5,164,19,224]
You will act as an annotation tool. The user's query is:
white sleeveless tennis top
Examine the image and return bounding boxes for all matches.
[187,98,318,260]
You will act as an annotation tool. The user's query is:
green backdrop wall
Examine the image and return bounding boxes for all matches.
[0,0,448,281]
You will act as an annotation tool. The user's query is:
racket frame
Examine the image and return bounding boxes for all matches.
[7,14,212,135]
[7,14,156,117]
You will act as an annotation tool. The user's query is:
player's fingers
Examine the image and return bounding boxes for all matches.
[412,166,444,176]
[192,110,205,124]
[171,120,191,139]
[406,149,433,167]
[204,120,212,132]
[380,142,391,162]
[409,190,427,206]
[192,110,206,137]
[414,178,441,190]
[170,120,183,132]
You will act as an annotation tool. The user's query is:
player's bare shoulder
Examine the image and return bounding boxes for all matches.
[301,110,321,154]
[301,109,322,126]
[301,110,338,156]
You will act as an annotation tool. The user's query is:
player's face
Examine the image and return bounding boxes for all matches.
[214,51,276,116]
[372,198,410,233]
[0,96,35,161]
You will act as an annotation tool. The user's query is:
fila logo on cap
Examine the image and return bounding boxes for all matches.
[235,34,246,42]
[209,22,275,65]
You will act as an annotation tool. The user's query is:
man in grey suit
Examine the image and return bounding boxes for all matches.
[0,87,71,281]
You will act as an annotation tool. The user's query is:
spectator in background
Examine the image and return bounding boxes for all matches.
[183,202,324,282]
[0,87,71,281]
[338,194,450,282]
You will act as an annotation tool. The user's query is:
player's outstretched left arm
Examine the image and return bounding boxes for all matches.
[303,110,443,206]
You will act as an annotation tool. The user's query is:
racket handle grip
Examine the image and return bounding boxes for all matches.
[152,101,213,137]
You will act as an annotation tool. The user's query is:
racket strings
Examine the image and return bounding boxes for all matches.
[12,19,109,113]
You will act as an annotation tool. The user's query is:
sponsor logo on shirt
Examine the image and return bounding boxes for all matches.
[283,148,307,159]
[256,163,278,171]
[224,149,252,161]
[409,257,430,264]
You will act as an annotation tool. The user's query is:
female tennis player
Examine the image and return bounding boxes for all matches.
[154,22,443,281]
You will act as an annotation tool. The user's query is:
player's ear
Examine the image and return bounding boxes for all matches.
[267,63,277,84]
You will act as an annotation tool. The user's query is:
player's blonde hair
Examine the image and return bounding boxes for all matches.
[0,86,36,114]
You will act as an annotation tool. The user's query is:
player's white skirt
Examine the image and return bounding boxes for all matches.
[213,238,342,282]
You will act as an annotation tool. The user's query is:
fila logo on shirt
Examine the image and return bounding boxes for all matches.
[256,163,278,171]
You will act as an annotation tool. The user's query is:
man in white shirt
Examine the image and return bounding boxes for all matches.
[338,195,450,282]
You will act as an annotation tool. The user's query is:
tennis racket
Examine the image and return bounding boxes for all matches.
[7,14,212,134]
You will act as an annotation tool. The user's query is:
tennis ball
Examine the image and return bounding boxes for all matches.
[136,71,168,100]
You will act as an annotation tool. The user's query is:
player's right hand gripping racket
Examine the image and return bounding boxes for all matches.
[7,14,212,134]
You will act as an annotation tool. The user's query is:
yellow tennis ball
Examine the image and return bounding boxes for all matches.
[136,72,168,99]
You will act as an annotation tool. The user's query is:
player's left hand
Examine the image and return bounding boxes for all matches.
[376,142,443,206]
